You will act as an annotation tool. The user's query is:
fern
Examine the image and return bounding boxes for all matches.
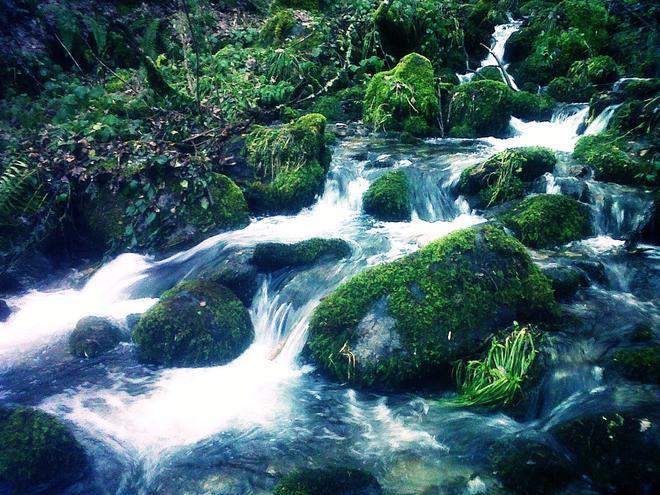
[142,19,161,60]
[89,17,108,56]
[0,161,44,228]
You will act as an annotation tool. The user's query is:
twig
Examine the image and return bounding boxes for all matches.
[480,43,517,91]
[53,33,84,74]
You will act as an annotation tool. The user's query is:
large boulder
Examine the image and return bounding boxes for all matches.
[305,225,557,390]
[363,53,439,137]
[448,80,514,138]
[458,147,556,208]
[499,194,591,249]
[133,280,254,367]
[200,249,259,306]
[253,238,351,272]
[0,407,87,494]
[274,467,382,495]
[362,170,412,221]
[69,316,124,358]
[550,409,660,495]
[245,114,329,215]
[573,135,649,186]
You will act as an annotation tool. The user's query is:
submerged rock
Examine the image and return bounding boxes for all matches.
[133,280,254,367]
[458,147,556,208]
[542,265,589,299]
[305,225,557,390]
[448,80,513,138]
[550,409,660,495]
[362,170,412,222]
[363,53,439,137]
[489,434,576,494]
[0,407,87,494]
[499,194,591,249]
[253,238,351,272]
[274,467,382,495]
[69,316,123,359]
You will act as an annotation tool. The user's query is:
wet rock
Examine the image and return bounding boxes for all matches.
[573,259,607,285]
[542,265,589,299]
[610,345,660,384]
[133,280,254,367]
[273,467,382,495]
[305,225,557,390]
[365,154,396,169]
[363,170,412,222]
[489,434,576,494]
[0,407,87,494]
[0,300,10,322]
[550,409,660,495]
[203,249,259,305]
[253,238,351,272]
[69,316,124,359]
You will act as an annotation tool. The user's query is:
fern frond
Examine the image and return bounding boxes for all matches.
[0,161,44,227]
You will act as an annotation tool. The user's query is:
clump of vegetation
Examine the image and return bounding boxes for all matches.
[133,280,254,367]
[362,170,411,221]
[446,324,538,408]
[253,238,351,271]
[274,467,382,495]
[458,147,557,207]
[261,9,297,45]
[448,80,514,137]
[363,53,439,136]
[499,194,591,249]
[611,346,660,384]
[0,407,87,493]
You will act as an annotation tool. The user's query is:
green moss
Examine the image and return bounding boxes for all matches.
[246,114,329,214]
[310,95,342,121]
[69,316,123,358]
[305,225,557,390]
[363,53,439,136]
[547,77,578,103]
[511,91,556,121]
[133,280,254,367]
[476,66,505,83]
[504,27,537,63]
[568,56,620,86]
[0,407,86,492]
[573,134,649,186]
[272,0,318,11]
[253,238,351,272]
[274,467,382,495]
[458,147,557,207]
[448,80,514,138]
[261,9,296,45]
[612,346,660,384]
[620,79,660,100]
[362,170,411,222]
[500,194,591,249]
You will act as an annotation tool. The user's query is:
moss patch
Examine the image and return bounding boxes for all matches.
[133,280,254,367]
[305,225,557,390]
[261,9,297,46]
[253,238,351,272]
[511,91,556,121]
[363,53,439,137]
[362,170,412,222]
[611,346,660,384]
[0,407,87,493]
[500,194,591,249]
[573,134,650,186]
[448,80,514,137]
[274,467,382,495]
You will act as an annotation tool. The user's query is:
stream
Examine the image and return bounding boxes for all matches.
[0,21,658,495]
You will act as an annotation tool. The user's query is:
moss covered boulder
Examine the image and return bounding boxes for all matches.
[363,53,439,137]
[253,238,351,272]
[511,91,556,121]
[568,56,620,86]
[0,407,87,493]
[550,409,660,495]
[69,316,123,358]
[611,346,660,384]
[274,467,382,495]
[305,225,557,390]
[133,280,254,367]
[458,147,557,208]
[448,80,514,137]
[246,114,329,215]
[261,9,296,45]
[362,170,411,222]
[573,135,649,186]
[500,194,591,249]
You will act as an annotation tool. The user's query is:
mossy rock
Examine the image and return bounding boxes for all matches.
[245,114,329,215]
[448,80,514,138]
[573,135,649,186]
[547,77,580,103]
[260,9,297,46]
[69,316,123,358]
[476,66,505,83]
[550,409,660,495]
[611,346,660,384]
[568,56,620,86]
[499,194,591,249]
[0,407,87,493]
[511,91,556,121]
[363,53,439,137]
[272,0,319,11]
[274,467,382,495]
[362,170,411,222]
[458,147,557,208]
[253,238,351,272]
[618,78,660,100]
[79,187,128,251]
[504,27,537,63]
[305,225,557,390]
[489,435,576,494]
[133,280,254,367]
[542,265,588,299]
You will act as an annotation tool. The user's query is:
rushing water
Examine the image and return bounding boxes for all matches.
[1,25,658,495]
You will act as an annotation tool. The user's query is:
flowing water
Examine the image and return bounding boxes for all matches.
[1,25,658,495]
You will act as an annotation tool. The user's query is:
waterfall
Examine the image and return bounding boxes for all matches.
[584,104,621,136]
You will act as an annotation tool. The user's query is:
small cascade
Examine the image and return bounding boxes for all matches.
[584,104,621,135]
